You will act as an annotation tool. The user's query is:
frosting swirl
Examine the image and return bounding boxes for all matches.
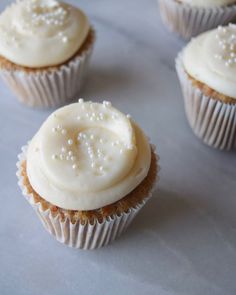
[183,24,236,99]
[0,0,90,67]
[27,100,151,210]
[179,0,236,7]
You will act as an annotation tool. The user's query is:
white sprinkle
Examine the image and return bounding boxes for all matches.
[62,36,68,43]
[68,151,73,156]
[78,98,84,103]
[90,134,94,140]
[68,139,73,145]
[77,116,81,121]
[103,101,111,108]
[52,127,57,133]
[52,154,57,160]
[61,147,66,153]
[61,129,67,135]
[120,149,123,154]
[72,164,77,170]
[70,156,76,161]
[99,166,104,172]
[126,114,131,119]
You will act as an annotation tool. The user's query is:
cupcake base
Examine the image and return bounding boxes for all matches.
[159,0,236,40]
[0,29,95,108]
[16,145,159,250]
[176,54,236,150]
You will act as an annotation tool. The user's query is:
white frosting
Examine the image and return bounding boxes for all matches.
[26,100,151,211]
[183,24,236,99]
[179,0,236,7]
[0,0,90,67]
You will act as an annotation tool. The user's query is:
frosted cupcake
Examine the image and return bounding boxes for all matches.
[0,0,95,108]
[159,0,236,40]
[176,24,236,150]
[16,100,159,249]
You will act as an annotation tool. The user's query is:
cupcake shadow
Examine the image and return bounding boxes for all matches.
[88,189,235,293]
[122,188,195,236]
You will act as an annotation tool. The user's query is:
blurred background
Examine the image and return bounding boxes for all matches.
[0,1,236,294]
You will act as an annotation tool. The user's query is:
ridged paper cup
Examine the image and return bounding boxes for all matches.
[176,53,236,150]
[16,145,159,250]
[158,0,236,40]
[0,29,95,108]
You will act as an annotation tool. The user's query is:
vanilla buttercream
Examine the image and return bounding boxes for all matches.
[26,100,151,210]
[0,0,90,67]
[183,24,236,99]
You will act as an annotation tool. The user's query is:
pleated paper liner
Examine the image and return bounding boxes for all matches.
[0,29,95,108]
[176,54,236,150]
[159,0,236,40]
[16,144,159,250]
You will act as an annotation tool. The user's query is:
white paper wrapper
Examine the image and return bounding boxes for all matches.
[16,145,159,250]
[176,54,236,150]
[0,30,95,108]
[158,0,236,40]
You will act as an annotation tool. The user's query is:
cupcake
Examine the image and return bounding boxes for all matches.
[16,100,159,249]
[0,0,95,108]
[176,24,236,150]
[159,0,236,40]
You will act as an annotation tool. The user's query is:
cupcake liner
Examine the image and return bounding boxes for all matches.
[16,145,159,250]
[158,0,236,40]
[176,54,236,150]
[0,30,95,108]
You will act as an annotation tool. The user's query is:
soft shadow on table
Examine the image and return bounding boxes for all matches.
[122,188,195,237]
[95,189,235,293]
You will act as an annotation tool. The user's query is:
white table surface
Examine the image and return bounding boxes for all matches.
[1,1,236,294]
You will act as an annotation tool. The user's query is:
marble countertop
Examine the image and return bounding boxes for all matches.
[0,0,236,294]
